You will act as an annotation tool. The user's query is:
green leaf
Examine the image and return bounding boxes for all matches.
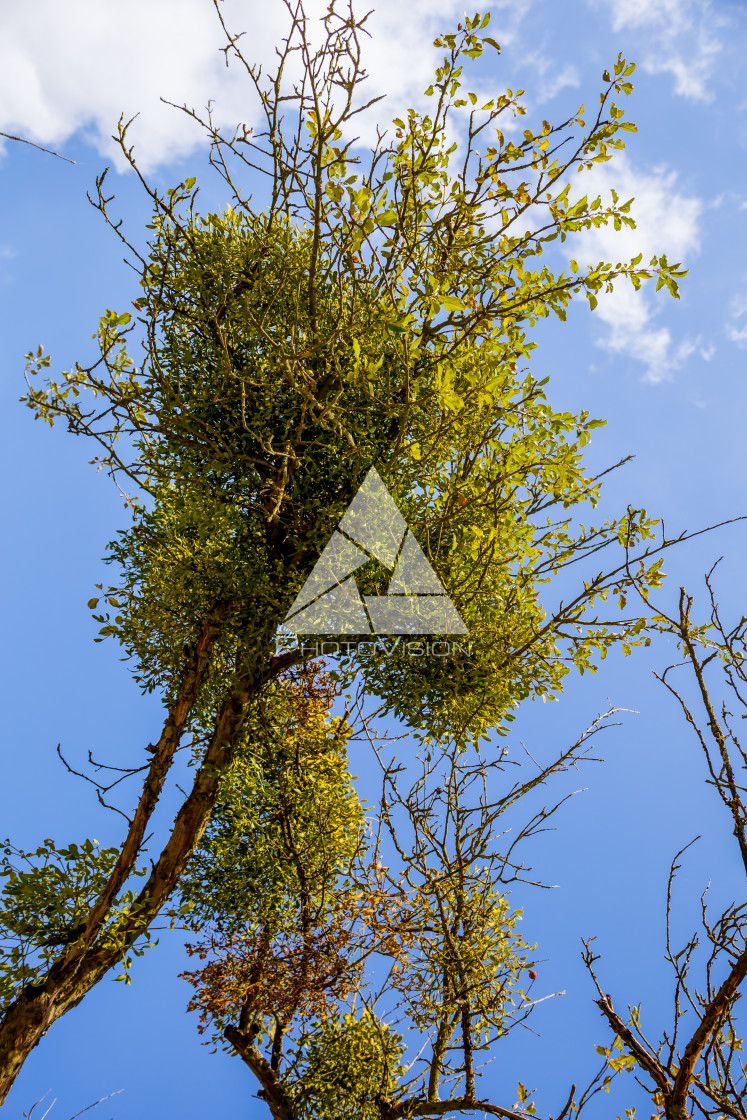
[439,295,467,312]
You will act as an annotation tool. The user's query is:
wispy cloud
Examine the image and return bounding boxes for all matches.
[596,0,726,102]
[726,291,747,348]
[520,50,580,104]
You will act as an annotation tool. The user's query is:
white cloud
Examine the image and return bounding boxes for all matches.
[0,0,246,170]
[568,154,703,382]
[728,325,747,347]
[730,293,747,319]
[727,291,747,348]
[0,0,533,172]
[706,191,747,212]
[596,0,725,102]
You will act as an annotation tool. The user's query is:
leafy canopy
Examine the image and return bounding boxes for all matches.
[23,11,677,744]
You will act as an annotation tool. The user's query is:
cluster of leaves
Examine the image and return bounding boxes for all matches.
[287,1013,405,1120]
[387,881,532,1038]
[0,839,148,1008]
[176,665,415,1115]
[179,665,371,1035]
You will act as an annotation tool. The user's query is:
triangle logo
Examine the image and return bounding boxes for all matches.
[283,468,468,636]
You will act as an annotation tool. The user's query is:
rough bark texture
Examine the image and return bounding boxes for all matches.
[668,944,747,1120]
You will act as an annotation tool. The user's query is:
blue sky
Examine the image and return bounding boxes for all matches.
[1,0,747,1116]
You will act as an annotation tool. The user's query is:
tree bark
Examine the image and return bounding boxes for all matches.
[667,943,747,1120]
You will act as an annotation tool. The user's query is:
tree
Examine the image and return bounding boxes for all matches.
[179,660,622,1118]
[582,575,747,1120]
[0,0,689,1100]
[176,584,747,1119]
